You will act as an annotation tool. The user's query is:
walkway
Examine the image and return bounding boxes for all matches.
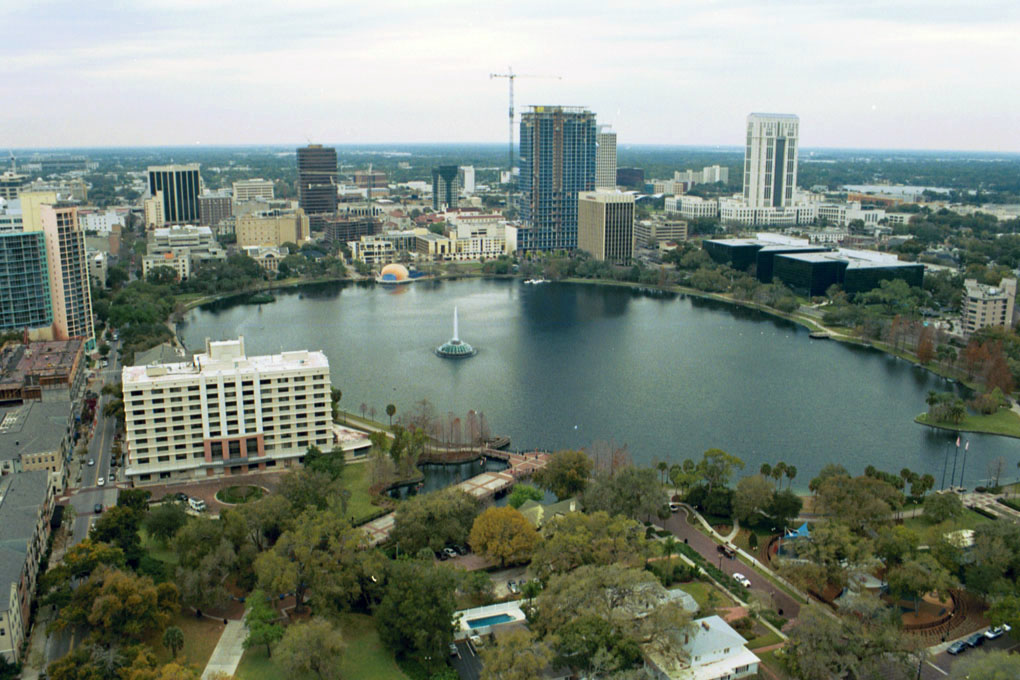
[361,451,551,545]
[201,619,247,680]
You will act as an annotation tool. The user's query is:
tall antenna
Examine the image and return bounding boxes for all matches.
[489,67,562,214]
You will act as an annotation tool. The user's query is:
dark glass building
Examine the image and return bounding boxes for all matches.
[0,231,51,331]
[518,106,597,252]
[773,251,925,297]
[431,166,460,211]
[297,145,338,228]
[147,165,201,224]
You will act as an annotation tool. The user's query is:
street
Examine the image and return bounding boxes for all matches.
[922,634,1020,679]
[662,508,802,621]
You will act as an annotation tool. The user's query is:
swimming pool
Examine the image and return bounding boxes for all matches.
[467,613,514,628]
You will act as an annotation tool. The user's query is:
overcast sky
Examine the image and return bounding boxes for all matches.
[3,0,1018,151]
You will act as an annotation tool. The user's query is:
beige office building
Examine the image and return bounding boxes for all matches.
[236,210,309,247]
[963,278,1017,336]
[144,192,165,229]
[121,337,332,484]
[232,179,275,202]
[577,191,635,265]
[634,219,688,248]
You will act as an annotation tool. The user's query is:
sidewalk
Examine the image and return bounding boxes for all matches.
[201,619,247,680]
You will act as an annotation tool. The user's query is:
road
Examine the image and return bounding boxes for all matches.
[921,634,1019,679]
[662,508,802,621]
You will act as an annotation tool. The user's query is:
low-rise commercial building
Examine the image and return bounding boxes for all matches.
[122,337,332,484]
[241,245,288,273]
[0,471,56,662]
[323,216,378,245]
[665,195,719,220]
[635,219,688,248]
[0,339,86,405]
[142,250,192,281]
[0,400,74,483]
[772,249,925,297]
[963,278,1017,336]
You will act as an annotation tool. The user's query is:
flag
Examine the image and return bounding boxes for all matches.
[956,436,961,447]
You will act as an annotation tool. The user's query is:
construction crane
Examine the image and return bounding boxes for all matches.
[490,67,561,207]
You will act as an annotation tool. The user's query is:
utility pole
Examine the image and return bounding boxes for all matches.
[489,67,562,215]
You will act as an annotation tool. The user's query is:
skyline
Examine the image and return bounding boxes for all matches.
[3,1,1019,152]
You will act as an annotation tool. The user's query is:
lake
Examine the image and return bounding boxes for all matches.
[179,278,1020,490]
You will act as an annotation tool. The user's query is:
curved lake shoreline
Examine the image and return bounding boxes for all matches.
[179,276,1020,490]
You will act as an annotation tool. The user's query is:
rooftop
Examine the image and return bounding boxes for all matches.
[0,400,72,461]
[122,337,328,385]
[0,471,53,612]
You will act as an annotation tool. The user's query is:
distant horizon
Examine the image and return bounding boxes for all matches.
[7,142,1020,158]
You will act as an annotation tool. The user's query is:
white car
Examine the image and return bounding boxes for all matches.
[97,477,105,487]
[733,572,752,588]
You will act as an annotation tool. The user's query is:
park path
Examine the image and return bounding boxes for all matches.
[201,619,247,680]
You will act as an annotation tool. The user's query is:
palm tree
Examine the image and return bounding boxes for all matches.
[760,463,772,479]
[669,464,682,494]
[386,403,396,426]
[359,402,367,419]
[657,461,668,485]
[772,462,786,490]
[162,626,184,658]
[785,465,797,490]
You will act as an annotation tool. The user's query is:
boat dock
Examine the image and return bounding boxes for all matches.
[360,449,551,545]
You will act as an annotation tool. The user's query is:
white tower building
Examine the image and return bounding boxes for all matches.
[743,113,799,209]
[595,125,617,190]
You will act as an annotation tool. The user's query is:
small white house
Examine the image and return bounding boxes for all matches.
[644,615,759,680]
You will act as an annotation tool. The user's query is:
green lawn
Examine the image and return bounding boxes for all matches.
[146,611,224,671]
[235,613,408,680]
[341,463,384,523]
[678,581,716,611]
[902,508,996,533]
[916,408,1020,439]
[140,528,179,565]
[746,628,783,650]
[756,648,790,678]
[216,485,265,504]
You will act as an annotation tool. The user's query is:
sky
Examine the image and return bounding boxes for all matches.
[3,0,1019,151]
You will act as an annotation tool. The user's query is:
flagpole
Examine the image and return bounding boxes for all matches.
[950,435,960,489]
[940,437,950,490]
[959,440,970,490]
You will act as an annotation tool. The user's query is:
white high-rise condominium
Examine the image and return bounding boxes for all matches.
[596,125,617,189]
[743,113,799,209]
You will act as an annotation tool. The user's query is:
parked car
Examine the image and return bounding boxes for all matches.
[732,573,751,588]
[507,580,519,594]
[88,459,95,467]
[97,477,105,487]
[985,624,1011,639]
[946,641,967,655]
[717,544,736,559]
[436,551,449,561]
[449,643,459,658]
[452,544,468,555]
[94,503,103,514]
[965,633,985,648]
[174,492,188,502]
[188,497,206,512]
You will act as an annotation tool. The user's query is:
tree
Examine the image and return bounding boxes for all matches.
[469,506,539,567]
[873,525,920,568]
[386,403,396,426]
[696,448,744,493]
[53,567,179,642]
[278,467,341,512]
[791,521,871,588]
[733,474,774,524]
[390,488,479,555]
[923,492,964,524]
[530,511,647,580]
[480,629,555,680]
[162,626,184,659]
[781,601,914,680]
[244,590,284,657]
[765,490,803,531]
[581,466,665,521]
[917,324,936,364]
[376,560,458,673]
[815,473,903,530]
[145,502,188,543]
[303,445,346,482]
[785,464,798,490]
[276,618,346,680]
[950,650,1020,679]
[534,450,593,500]
[550,615,641,676]
[173,518,237,610]
[90,505,144,567]
[887,554,956,611]
[507,483,544,508]
[254,504,363,614]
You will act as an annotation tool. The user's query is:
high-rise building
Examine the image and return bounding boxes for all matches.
[296,145,338,228]
[743,113,799,209]
[37,204,95,350]
[577,191,635,264]
[0,172,28,202]
[0,231,51,331]
[121,337,333,484]
[964,278,1017,336]
[432,166,460,211]
[198,192,232,228]
[147,165,201,224]
[459,166,475,195]
[236,209,309,247]
[518,106,597,252]
[596,125,617,189]
[143,192,165,229]
[232,179,275,202]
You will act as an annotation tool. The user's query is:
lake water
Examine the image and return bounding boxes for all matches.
[179,278,1020,490]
